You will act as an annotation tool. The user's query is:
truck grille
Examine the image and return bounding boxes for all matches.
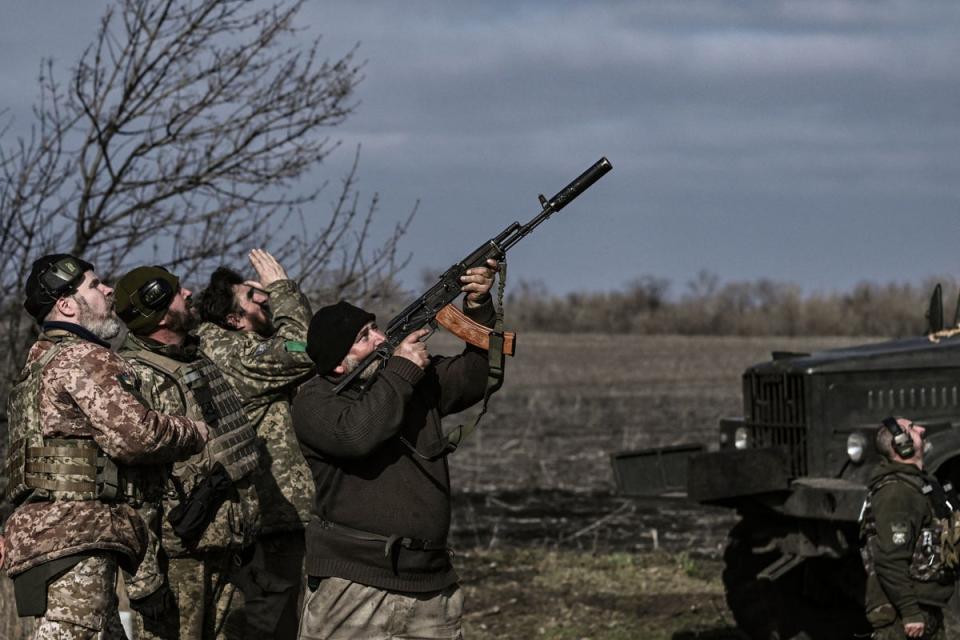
[747,373,808,476]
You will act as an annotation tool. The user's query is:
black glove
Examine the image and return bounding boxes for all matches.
[128,583,175,620]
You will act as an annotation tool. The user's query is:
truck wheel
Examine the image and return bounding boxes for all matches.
[723,517,869,640]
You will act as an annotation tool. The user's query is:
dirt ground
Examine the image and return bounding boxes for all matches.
[459,547,746,640]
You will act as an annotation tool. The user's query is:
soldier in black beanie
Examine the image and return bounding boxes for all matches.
[292,259,499,639]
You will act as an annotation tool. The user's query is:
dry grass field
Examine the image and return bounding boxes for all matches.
[441,332,863,492]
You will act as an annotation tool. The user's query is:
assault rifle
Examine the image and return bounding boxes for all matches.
[333,157,612,394]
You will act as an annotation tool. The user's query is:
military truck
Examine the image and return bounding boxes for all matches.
[611,286,960,640]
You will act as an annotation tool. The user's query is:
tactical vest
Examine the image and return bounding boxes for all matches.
[126,350,260,484]
[859,473,960,583]
[4,335,153,505]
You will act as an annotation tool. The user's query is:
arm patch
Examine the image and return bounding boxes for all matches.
[889,522,909,545]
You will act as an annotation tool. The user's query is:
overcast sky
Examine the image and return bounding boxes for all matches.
[2,1,959,296]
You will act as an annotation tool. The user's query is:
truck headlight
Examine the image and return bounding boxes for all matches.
[847,432,868,463]
[734,427,750,450]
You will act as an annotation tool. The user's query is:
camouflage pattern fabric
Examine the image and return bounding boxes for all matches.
[34,553,127,640]
[118,333,260,638]
[136,554,241,640]
[197,279,313,639]
[120,333,260,560]
[4,333,207,577]
[196,279,315,535]
[123,502,164,600]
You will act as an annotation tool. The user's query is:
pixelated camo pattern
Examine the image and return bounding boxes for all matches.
[34,553,127,640]
[3,336,205,576]
[197,279,316,534]
[120,337,260,557]
[135,555,242,640]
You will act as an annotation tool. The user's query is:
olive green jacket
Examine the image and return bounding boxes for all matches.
[863,459,955,624]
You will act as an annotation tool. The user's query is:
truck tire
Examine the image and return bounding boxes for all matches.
[723,516,869,640]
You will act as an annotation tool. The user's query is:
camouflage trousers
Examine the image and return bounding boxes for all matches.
[34,554,127,640]
[872,606,946,640]
[298,576,463,640]
[135,553,242,640]
[133,537,302,640]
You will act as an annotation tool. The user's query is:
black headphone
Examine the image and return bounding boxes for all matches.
[138,277,175,311]
[117,271,176,322]
[38,256,86,302]
[882,416,916,459]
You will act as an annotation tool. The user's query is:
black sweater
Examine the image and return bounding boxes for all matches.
[292,300,494,592]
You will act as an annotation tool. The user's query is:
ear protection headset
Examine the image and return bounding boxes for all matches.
[137,277,176,312]
[117,268,177,323]
[882,416,916,459]
[38,256,86,302]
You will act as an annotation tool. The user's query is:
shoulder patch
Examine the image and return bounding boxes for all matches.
[284,340,307,353]
[252,343,270,358]
[890,522,909,545]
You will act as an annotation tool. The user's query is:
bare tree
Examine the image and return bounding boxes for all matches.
[0,0,411,392]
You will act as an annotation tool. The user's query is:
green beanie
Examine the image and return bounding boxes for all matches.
[115,266,180,334]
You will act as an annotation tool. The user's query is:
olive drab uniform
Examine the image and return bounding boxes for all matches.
[196,278,315,638]
[859,458,960,639]
[3,326,206,638]
[119,333,261,640]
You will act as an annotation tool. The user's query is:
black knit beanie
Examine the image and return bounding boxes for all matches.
[307,300,376,373]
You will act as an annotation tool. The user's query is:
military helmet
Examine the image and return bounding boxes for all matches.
[115,266,180,334]
[24,254,94,323]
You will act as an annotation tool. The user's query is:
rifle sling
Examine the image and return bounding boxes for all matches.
[444,260,508,452]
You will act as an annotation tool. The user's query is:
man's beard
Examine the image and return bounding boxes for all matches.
[247,306,274,337]
[165,304,200,334]
[341,354,382,381]
[74,295,122,341]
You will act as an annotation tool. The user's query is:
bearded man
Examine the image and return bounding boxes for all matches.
[194,249,316,638]
[3,255,207,638]
[291,259,498,640]
[114,266,262,639]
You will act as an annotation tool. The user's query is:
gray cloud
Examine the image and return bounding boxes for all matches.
[3,1,959,294]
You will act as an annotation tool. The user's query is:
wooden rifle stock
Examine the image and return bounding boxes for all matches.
[435,304,516,356]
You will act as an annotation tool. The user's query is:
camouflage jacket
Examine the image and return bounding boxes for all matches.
[860,459,957,625]
[3,327,206,577]
[196,278,315,534]
[118,334,260,569]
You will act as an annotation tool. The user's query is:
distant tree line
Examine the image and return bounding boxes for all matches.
[497,270,957,337]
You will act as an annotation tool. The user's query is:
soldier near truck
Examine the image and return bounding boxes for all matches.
[611,290,960,639]
[2,254,208,637]
[860,417,960,639]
